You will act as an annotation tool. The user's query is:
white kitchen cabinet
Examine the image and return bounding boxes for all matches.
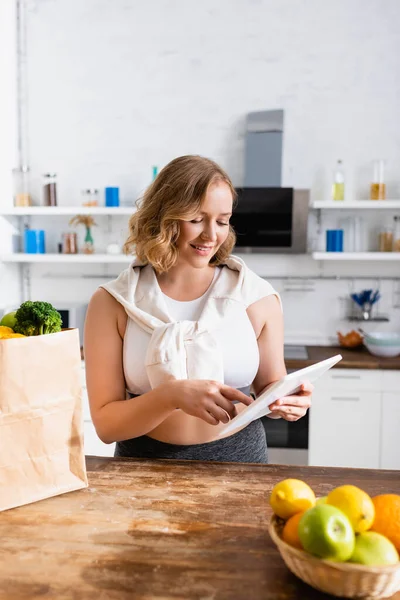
[310,368,400,470]
[309,369,381,469]
[380,393,400,470]
[380,372,400,470]
[81,363,115,457]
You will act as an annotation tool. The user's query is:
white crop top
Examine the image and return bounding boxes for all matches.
[122,266,275,395]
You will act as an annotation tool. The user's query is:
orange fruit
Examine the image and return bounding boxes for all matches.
[282,511,304,549]
[371,494,400,551]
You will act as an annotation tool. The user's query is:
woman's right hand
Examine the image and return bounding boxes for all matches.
[166,379,254,425]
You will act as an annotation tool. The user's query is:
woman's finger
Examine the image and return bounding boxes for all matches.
[215,394,238,419]
[205,402,230,424]
[202,410,220,425]
[271,405,309,420]
[298,381,314,394]
[269,396,312,410]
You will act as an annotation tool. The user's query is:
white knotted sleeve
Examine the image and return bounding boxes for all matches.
[240,268,283,311]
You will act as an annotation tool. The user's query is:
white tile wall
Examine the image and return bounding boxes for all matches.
[1,0,400,342]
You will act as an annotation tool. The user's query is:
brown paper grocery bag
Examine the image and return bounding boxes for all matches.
[0,328,88,511]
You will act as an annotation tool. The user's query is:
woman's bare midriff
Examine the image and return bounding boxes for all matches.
[116,298,256,445]
[146,403,249,445]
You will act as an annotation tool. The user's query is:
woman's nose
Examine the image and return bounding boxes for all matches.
[201,222,217,241]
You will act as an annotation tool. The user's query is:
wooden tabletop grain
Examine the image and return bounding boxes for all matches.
[1,457,399,600]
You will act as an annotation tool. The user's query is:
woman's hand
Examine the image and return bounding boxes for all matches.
[267,380,313,421]
[167,379,254,426]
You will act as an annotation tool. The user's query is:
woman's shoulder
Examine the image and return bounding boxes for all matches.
[220,255,281,309]
[87,288,127,338]
[89,287,125,316]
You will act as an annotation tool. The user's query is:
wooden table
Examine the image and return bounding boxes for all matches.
[1,457,399,600]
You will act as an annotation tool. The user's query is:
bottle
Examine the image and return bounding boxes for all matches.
[43,173,57,206]
[378,228,393,252]
[393,216,400,252]
[62,232,78,254]
[12,166,31,206]
[370,159,386,200]
[331,160,345,201]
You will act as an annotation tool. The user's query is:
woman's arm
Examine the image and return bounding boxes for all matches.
[247,295,312,421]
[84,289,253,443]
[84,289,178,443]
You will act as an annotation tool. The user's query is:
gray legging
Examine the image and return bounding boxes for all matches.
[114,386,268,464]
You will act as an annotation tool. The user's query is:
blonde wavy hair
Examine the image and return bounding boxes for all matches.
[124,155,237,273]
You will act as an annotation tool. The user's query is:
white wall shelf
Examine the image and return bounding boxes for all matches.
[0,253,133,263]
[0,206,135,216]
[3,252,400,264]
[3,202,400,215]
[312,252,400,261]
[311,200,400,210]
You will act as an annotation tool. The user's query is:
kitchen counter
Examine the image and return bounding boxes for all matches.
[1,457,399,599]
[285,345,400,370]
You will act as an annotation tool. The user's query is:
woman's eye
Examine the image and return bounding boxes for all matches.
[190,219,202,223]
[218,222,229,226]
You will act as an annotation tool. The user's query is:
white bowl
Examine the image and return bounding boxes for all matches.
[364,341,400,357]
[364,332,400,346]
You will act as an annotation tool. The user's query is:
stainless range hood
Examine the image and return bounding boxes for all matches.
[233,109,309,254]
[244,109,284,187]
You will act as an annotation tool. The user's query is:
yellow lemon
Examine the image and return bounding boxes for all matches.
[327,485,375,533]
[0,325,14,337]
[270,479,316,520]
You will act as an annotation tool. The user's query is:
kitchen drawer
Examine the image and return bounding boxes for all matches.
[83,421,115,457]
[313,368,382,392]
[309,390,381,469]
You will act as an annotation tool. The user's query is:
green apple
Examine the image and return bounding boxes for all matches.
[0,311,17,330]
[349,532,399,566]
[298,505,355,561]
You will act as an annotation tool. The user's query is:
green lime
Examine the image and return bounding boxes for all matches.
[0,311,17,330]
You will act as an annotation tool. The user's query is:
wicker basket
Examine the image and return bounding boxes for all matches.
[269,515,400,599]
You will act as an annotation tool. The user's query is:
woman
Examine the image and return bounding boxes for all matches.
[84,155,312,463]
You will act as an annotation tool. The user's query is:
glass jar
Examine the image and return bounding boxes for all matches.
[81,188,99,207]
[393,216,400,252]
[43,173,57,206]
[331,159,345,201]
[12,166,31,206]
[370,159,386,200]
[378,228,393,252]
[62,232,78,254]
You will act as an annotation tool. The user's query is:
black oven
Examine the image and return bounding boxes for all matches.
[261,411,309,449]
[230,187,309,253]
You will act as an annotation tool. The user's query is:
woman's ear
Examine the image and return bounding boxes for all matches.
[170,221,180,244]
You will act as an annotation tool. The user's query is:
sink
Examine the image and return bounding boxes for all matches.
[284,345,308,360]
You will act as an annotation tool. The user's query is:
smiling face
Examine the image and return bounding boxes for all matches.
[175,180,233,268]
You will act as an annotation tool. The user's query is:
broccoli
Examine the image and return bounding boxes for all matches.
[14,301,62,336]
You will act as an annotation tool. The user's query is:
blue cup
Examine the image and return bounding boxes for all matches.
[24,229,45,254]
[326,229,344,252]
[105,187,120,207]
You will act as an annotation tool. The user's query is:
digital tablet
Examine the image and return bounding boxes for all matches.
[216,354,342,437]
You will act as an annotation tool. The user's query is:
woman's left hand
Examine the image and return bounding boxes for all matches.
[267,380,314,421]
